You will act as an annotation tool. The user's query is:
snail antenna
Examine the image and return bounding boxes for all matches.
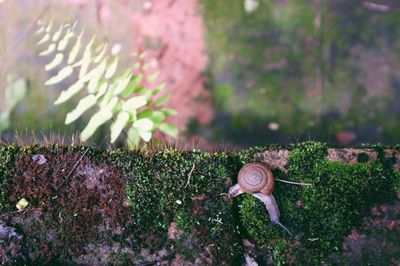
[276,222,293,236]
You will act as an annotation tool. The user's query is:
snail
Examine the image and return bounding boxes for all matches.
[228,162,293,235]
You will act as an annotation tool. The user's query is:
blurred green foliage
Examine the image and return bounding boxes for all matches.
[201,0,400,145]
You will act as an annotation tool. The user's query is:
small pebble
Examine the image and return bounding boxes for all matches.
[32,154,47,165]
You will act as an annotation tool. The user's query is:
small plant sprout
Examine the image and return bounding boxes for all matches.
[35,20,179,147]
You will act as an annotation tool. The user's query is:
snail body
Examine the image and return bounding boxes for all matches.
[229,162,292,235]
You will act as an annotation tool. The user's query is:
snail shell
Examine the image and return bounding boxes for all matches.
[237,162,275,195]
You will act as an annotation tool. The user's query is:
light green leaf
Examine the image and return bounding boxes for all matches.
[80,109,113,141]
[161,108,178,116]
[150,111,165,124]
[105,57,118,79]
[137,110,153,119]
[133,118,153,133]
[52,25,63,42]
[110,111,129,143]
[139,131,152,142]
[68,29,84,64]
[35,26,45,35]
[45,53,64,71]
[79,36,95,78]
[113,70,132,96]
[99,90,113,108]
[65,94,97,124]
[37,33,50,45]
[54,80,84,105]
[0,112,10,133]
[105,96,119,111]
[159,123,178,138]
[127,126,140,147]
[86,58,107,93]
[45,65,73,85]
[94,44,107,63]
[122,96,146,112]
[39,43,56,56]
[58,29,74,51]
[5,78,27,110]
[45,20,53,32]
[152,82,166,96]
[120,74,143,97]
[95,82,108,99]
[147,70,160,83]
[154,93,170,107]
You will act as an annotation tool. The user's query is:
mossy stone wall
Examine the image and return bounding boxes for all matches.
[0,142,399,264]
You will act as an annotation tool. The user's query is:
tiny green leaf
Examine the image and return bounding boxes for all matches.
[58,28,74,51]
[52,25,63,42]
[154,93,170,107]
[110,111,129,143]
[37,33,50,45]
[127,126,140,147]
[147,70,160,83]
[113,71,132,96]
[94,44,107,63]
[80,109,113,141]
[45,65,73,85]
[161,108,178,116]
[39,43,56,56]
[159,123,178,138]
[105,57,118,79]
[122,96,146,112]
[95,82,108,99]
[79,36,95,78]
[68,29,84,64]
[54,80,84,105]
[45,53,64,71]
[65,94,97,124]
[5,77,27,110]
[133,118,153,132]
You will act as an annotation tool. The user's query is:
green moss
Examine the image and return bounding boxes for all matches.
[238,142,397,264]
[0,142,398,264]
[0,145,18,212]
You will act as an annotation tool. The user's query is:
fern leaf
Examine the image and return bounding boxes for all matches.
[110,111,130,143]
[159,123,179,138]
[65,94,97,124]
[120,74,143,97]
[79,36,95,78]
[68,29,84,64]
[105,57,118,79]
[58,28,74,51]
[95,82,108,99]
[154,93,170,107]
[147,70,160,83]
[39,43,56,56]
[45,65,73,85]
[35,26,45,35]
[127,126,140,147]
[52,25,63,42]
[80,109,113,141]
[45,53,64,71]
[94,44,107,63]
[133,118,153,132]
[122,96,146,112]
[37,33,50,45]
[113,70,132,96]
[45,20,53,33]
[85,58,107,93]
[54,80,84,105]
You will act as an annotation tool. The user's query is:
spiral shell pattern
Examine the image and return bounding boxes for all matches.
[238,162,275,195]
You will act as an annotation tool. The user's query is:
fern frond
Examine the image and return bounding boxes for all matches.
[36,20,179,147]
